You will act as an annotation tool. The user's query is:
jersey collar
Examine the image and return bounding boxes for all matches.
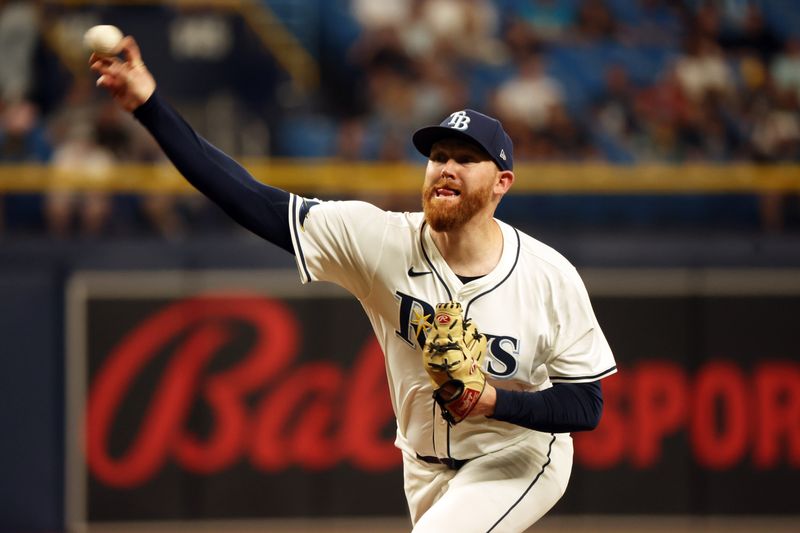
[420,219,521,309]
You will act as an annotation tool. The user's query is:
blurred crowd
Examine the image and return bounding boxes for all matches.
[1,0,799,238]
[338,0,800,165]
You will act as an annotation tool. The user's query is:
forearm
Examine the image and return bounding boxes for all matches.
[133,91,293,252]
[486,381,603,433]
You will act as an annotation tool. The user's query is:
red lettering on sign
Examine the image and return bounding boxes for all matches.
[754,362,800,469]
[251,361,345,471]
[87,295,398,489]
[574,372,625,469]
[88,294,800,486]
[631,361,688,468]
[341,337,398,471]
[575,360,800,471]
[690,361,748,470]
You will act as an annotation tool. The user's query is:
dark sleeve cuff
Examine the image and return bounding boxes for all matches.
[132,90,162,124]
[491,387,547,425]
[489,381,603,433]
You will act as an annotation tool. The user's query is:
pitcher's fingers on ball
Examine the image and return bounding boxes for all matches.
[99,73,125,92]
[89,52,113,66]
[119,36,145,67]
[91,61,113,79]
[96,74,116,90]
[90,57,114,75]
[96,59,124,79]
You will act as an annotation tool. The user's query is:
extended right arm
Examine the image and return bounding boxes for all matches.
[90,35,292,252]
[133,92,292,252]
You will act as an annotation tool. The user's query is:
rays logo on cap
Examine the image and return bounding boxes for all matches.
[412,108,514,171]
[447,111,471,131]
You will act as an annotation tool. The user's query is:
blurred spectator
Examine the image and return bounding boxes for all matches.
[749,90,800,162]
[540,103,600,160]
[336,117,370,161]
[574,0,618,42]
[0,0,38,101]
[494,52,564,130]
[95,100,186,238]
[771,37,800,103]
[689,1,722,39]
[755,98,800,230]
[674,36,736,103]
[0,98,50,162]
[511,0,577,44]
[680,95,740,161]
[708,0,753,30]
[406,0,506,64]
[129,129,186,238]
[594,64,641,137]
[5,0,800,236]
[592,64,644,156]
[350,0,411,32]
[616,0,686,47]
[362,50,417,160]
[95,101,134,160]
[412,60,469,126]
[348,0,492,162]
[42,79,109,238]
[631,64,692,162]
[0,97,52,233]
[716,4,784,61]
[45,121,114,238]
[502,17,544,65]
[637,116,685,162]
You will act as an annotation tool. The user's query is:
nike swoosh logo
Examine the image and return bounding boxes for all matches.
[408,267,432,277]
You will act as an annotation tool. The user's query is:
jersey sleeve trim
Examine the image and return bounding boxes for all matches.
[419,221,453,301]
[549,365,617,384]
[289,194,313,283]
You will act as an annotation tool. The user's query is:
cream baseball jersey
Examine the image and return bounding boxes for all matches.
[289,194,616,459]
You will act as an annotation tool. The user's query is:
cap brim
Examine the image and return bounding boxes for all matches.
[412,126,489,159]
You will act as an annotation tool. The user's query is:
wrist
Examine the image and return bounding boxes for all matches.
[472,383,496,417]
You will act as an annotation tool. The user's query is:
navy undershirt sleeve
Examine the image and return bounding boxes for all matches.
[133,91,294,253]
[490,381,603,433]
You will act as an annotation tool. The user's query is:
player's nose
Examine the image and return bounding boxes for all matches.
[441,159,458,179]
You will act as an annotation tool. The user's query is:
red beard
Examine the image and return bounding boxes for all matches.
[422,179,494,232]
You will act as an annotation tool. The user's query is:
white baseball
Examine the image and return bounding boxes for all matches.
[83,25,123,56]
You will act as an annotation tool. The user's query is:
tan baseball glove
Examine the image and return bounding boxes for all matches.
[423,301,488,425]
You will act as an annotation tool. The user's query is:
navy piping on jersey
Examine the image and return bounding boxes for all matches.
[550,365,617,382]
[420,222,522,458]
[430,401,438,458]
[420,221,455,459]
[290,195,312,282]
[447,425,453,460]
[486,433,557,532]
[464,228,521,319]
[419,221,453,301]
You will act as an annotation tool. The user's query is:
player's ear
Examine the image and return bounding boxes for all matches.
[494,170,514,196]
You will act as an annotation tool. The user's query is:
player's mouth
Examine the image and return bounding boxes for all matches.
[434,187,460,198]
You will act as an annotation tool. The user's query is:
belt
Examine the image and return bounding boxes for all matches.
[416,453,468,470]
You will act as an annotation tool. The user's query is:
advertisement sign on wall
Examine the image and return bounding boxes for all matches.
[65,270,800,530]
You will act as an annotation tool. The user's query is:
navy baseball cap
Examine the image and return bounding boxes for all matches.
[412,109,513,171]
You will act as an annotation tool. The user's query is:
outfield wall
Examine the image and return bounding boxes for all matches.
[1,235,799,532]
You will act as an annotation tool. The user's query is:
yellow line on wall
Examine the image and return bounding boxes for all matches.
[2,162,799,194]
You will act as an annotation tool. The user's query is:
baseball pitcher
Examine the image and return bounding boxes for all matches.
[90,35,616,532]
